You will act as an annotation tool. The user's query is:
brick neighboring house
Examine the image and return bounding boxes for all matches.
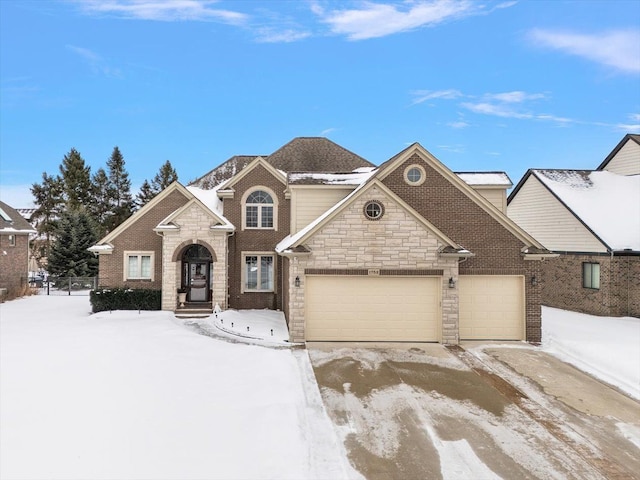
[507,134,640,318]
[90,137,553,343]
[0,201,36,296]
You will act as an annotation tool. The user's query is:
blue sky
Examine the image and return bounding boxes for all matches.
[1,0,639,207]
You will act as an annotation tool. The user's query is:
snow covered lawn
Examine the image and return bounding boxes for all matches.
[542,306,640,400]
[0,295,355,480]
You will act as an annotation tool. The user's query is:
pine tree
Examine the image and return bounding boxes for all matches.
[30,172,64,263]
[59,148,93,210]
[91,167,112,238]
[135,179,155,208]
[135,160,179,208]
[106,146,134,231]
[48,209,99,278]
[151,160,178,191]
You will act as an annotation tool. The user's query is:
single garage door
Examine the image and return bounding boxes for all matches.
[305,276,440,342]
[459,275,524,340]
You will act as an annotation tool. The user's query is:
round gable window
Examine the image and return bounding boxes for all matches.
[404,164,426,186]
[363,200,384,220]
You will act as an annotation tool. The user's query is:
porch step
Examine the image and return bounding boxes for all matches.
[175,309,213,319]
[175,303,213,319]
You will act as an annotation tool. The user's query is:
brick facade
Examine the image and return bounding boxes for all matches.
[222,164,290,310]
[0,233,30,294]
[380,154,542,342]
[97,189,190,290]
[542,253,640,318]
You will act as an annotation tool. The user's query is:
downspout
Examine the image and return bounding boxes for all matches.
[226,230,235,310]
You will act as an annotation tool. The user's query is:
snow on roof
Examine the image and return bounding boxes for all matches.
[185,185,234,229]
[288,169,377,186]
[534,169,640,251]
[455,172,512,186]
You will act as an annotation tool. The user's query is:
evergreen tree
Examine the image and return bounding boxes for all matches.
[48,209,99,278]
[59,148,93,210]
[30,172,64,262]
[91,167,112,238]
[151,160,178,192]
[135,160,178,208]
[106,146,134,231]
[135,179,155,208]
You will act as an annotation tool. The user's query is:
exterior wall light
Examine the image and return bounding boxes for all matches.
[448,277,455,288]
[295,276,301,287]
[531,275,538,286]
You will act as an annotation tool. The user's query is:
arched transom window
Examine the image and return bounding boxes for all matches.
[245,190,274,229]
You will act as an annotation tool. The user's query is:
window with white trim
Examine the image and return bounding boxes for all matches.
[243,254,274,292]
[582,262,600,289]
[124,252,154,281]
[245,190,274,229]
[404,164,426,186]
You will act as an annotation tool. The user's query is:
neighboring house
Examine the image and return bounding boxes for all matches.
[0,201,37,295]
[507,134,640,318]
[90,137,553,344]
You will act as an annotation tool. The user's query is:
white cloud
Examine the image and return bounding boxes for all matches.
[320,128,337,135]
[629,113,640,122]
[255,28,311,43]
[66,45,123,78]
[314,0,482,40]
[485,91,546,103]
[74,0,248,24]
[529,28,640,74]
[617,123,640,133]
[461,102,532,119]
[410,89,463,104]
[446,121,469,129]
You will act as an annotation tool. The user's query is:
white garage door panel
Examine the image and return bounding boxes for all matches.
[306,276,440,341]
[459,276,524,340]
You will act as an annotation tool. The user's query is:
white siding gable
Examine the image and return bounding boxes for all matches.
[603,140,640,176]
[290,186,353,234]
[507,175,607,253]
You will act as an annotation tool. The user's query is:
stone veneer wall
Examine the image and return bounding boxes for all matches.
[160,203,228,311]
[287,185,459,343]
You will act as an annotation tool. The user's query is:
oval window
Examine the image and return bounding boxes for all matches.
[404,164,426,185]
[364,200,384,220]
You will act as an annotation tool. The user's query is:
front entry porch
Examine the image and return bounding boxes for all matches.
[176,244,214,315]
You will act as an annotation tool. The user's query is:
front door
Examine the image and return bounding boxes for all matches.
[181,245,213,303]
[189,262,209,301]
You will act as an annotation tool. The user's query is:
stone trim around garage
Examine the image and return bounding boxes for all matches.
[304,268,444,276]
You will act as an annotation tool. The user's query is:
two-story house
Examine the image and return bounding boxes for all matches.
[0,201,36,297]
[90,137,553,343]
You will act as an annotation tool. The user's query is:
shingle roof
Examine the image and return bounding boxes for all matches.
[189,155,263,189]
[189,137,375,190]
[0,201,36,233]
[266,137,374,173]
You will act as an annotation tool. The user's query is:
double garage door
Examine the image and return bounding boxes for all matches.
[305,275,525,342]
[305,276,440,342]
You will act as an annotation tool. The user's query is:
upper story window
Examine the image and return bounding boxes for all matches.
[245,189,275,229]
[582,262,600,289]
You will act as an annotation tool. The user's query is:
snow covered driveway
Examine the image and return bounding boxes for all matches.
[308,343,640,480]
[0,295,355,480]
